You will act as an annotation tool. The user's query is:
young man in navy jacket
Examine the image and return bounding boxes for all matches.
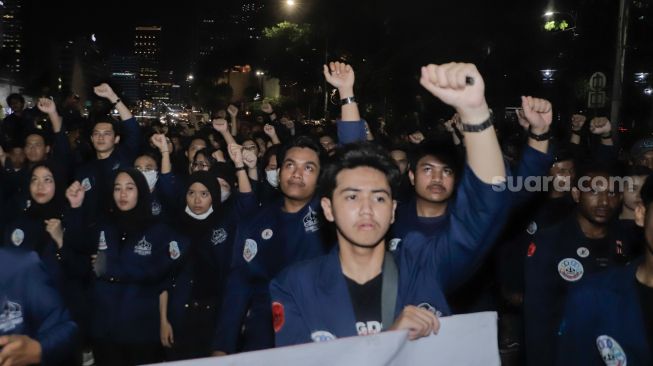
[270,62,508,346]
[556,174,653,365]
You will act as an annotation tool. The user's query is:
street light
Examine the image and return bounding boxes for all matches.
[544,11,554,17]
[286,0,295,7]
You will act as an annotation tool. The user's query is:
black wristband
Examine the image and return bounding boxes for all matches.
[235,166,246,171]
[461,115,493,133]
[111,98,121,108]
[528,129,552,141]
[571,129,582,136]
[340,96,356,106]
[600,132,612,139]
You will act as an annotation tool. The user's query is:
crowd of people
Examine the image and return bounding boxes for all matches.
[1,60,653,366]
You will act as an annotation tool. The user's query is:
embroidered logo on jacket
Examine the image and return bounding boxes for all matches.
[169,241,180,260]
[11,229,24,246]
[81,178,92,191]
[311,330,336,342]
[596,335,627,366]
[388,238,401,252]
[98,231,108,250]
[243,239,258,262]
[303,207,319,233]
[134,237,152,256]
[0,301,23,332]
[212,229,228,245]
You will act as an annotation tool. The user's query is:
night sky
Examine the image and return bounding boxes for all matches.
[19,0,647,125]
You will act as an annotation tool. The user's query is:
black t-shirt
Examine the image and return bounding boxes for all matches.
[345,272,383,336]
[636,280,653,353]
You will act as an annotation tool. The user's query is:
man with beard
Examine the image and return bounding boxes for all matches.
[523,163,633,366]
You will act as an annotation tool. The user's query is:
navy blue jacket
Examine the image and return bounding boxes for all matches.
[66,207,187,344]
[557,261,651,365]
[167,192,258,330]
[0,248,77,366]
[523,215,632,366]
[213,197,329,353]
[270,164,507,346]
[74,117,141,226]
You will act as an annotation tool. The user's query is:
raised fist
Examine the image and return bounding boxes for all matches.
[66,181,85,208]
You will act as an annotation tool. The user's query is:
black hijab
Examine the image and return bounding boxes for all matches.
[179,170,222,238]
[25,161,66,221]
[110,168,153,235]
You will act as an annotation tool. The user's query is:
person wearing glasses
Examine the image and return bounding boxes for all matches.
[74,83,140,227]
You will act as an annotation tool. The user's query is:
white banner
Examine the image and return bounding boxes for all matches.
[147,312,500,366]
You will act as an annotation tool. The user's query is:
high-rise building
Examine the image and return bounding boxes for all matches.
[239,1,265,41]
[109,55,140,104]
[134,26,162,101]
[0,0,24,81]
[58,36,109,103]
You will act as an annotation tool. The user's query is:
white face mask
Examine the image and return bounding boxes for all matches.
[266,169,279,188]
[221,190,231,203]
[142,170,159,191]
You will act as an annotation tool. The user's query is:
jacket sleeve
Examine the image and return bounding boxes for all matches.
[117,117,141,163]
[24,253,78,366]
[433,164,509,292]
[269,270,312,347]
[337,120,367,145]
[511,145,553,207]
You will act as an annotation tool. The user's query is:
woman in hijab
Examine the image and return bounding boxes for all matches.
[159,143,258,360]
[65,168,188,366]
[3,161,91,363]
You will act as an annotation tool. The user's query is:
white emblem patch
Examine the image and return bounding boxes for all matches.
[526,221,538,235]
[0,301,23,332]
[169,241,180,260]
[134,237,152,256]
[98,231,108,250]
[112,162,120,171]
[211,229,228,245]
[261,229,274,240]
[311,330,336,342]
[388,238,402,252]
[243,239,258,262]
[558,258,584,282]
[577,247,590,258]
[151,201,162,216]
[596,335,627,366]
[81,178,92,192]
[303,207,319,233]
[10,229,24,246]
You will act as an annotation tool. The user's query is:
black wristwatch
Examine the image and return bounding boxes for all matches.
[461,115,494,133]
[528,129,552,141]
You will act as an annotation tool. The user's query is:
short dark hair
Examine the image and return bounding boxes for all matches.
[320,142,400,199]
[91,117,121,137]
[408,138,463,179]
[6,93,24,105]
[23,129,51,147]
[574,162,621,188]
[277,135,324,169]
